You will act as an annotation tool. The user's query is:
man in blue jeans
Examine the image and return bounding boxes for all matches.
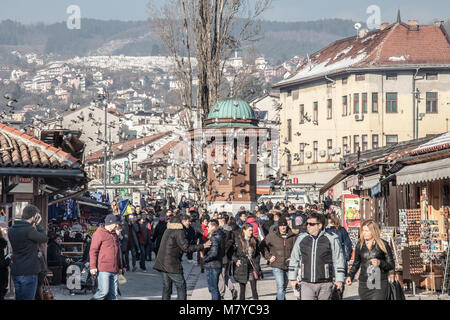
[8,205,48,300]
[261,216,297,300]
[90,214,125,300]
[203,219,225,300]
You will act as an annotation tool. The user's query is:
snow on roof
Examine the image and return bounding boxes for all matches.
[278,52,367,85]
[388,55,409,61]
[409,132,450,155]
[333,46,353,61]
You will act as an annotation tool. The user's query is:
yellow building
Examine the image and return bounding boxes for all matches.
[272,18,450,191]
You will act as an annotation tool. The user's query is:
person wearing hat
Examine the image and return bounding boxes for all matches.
[89,214,124,300]
[260,216,297,300]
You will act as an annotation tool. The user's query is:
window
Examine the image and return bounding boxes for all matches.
[342,76,348,84]
[132,162,137,171]
[355,74,365,81]
[362,93,368,113]
[426,72,438,80]
[287,90,292,97]
[343,137,348,154]
[342,96,348,116]
[362,135,368,151]
[313,141,318,162]
[293,90,299,100]
[353,135,360,153]
[372,134,379,149]
[354,93,359,114]
[386,135,398,146]
[327,139,333,160]
[372,92,378,113]
[287,119,292,142]
[300,104,305,123]
[386,73,397,80]
[299,143,305,163]
[426,92,438,113]
[348,94,352,115]
[313,102,318,122]
[327,99,332,119]
[386,92,398,113]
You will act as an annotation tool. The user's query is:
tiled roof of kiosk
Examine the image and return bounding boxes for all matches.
[0,123,81,169]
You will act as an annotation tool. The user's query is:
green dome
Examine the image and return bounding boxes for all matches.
[207,98,256,122]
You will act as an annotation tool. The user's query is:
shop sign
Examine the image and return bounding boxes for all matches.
[344,195,360,221]
[111,175,121,184]
[9,176,33,194]
[371,182,381,197]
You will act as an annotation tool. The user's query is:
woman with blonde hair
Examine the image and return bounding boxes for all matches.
[345,219,394,300]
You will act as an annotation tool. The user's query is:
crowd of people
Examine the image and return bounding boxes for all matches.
[0,195,398,301]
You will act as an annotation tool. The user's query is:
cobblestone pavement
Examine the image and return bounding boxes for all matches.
[16,253,449,300]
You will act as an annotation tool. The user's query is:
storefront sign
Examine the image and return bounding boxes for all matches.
[344,195,360,221]
[371,182,381,197]
[9,176,33,194]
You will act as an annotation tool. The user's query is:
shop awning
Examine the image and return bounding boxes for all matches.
[396,157,450,185]
[361,174,381,189]
[319,167,355,195]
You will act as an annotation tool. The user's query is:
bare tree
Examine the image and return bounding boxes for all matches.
[148,0,271,207]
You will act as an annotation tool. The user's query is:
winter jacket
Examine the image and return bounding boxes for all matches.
[178,200,190,213]
[120,221,139,252]
[47,239,65,266]
[326,226,353,262]
[347,239,395,283]
[245,216,262,239]
[203,229,226,269]
[8,221,48,276]
[201,224,208,242]
[0,238,10,290]
[262,229,297,270]
[232,236,262,284]
[151,218,167,253]
[221,224,235,261]
[288,229,346,283]
[89,227,122,273]
[153,222,204,274]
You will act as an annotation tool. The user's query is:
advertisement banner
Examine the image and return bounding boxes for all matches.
[344,195,360,221]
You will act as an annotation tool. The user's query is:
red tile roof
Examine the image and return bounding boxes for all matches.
[0,124,80,169]
[275,21,450,88]
[85,131,171,163]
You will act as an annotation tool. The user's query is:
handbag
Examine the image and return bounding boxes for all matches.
[328,284,343,300]
[248,254,263,280]
[118,274,127,285]
[42,277,54,300]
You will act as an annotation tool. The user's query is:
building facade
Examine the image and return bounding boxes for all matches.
[273,19,450,189]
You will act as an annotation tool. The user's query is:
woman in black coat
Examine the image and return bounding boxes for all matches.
[232,223,262,300]
[346,219,395,300]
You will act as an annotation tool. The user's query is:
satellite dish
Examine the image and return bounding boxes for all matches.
[354,23,362,30]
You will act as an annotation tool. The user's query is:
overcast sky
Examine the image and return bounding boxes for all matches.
[1,0,448,24]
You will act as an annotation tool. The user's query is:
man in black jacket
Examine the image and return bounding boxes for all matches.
[154,215,211,300]
[217,214,237,300]
[8,205,48,300]
[203,219,225,300]
[288,212,345,300]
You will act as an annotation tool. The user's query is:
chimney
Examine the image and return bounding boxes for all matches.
[380,23,389,30]
[358,28,369,38]
[434,20,444,27]
[408,20,419,31]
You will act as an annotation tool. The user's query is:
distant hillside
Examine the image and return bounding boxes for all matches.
[0,18,448,64]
